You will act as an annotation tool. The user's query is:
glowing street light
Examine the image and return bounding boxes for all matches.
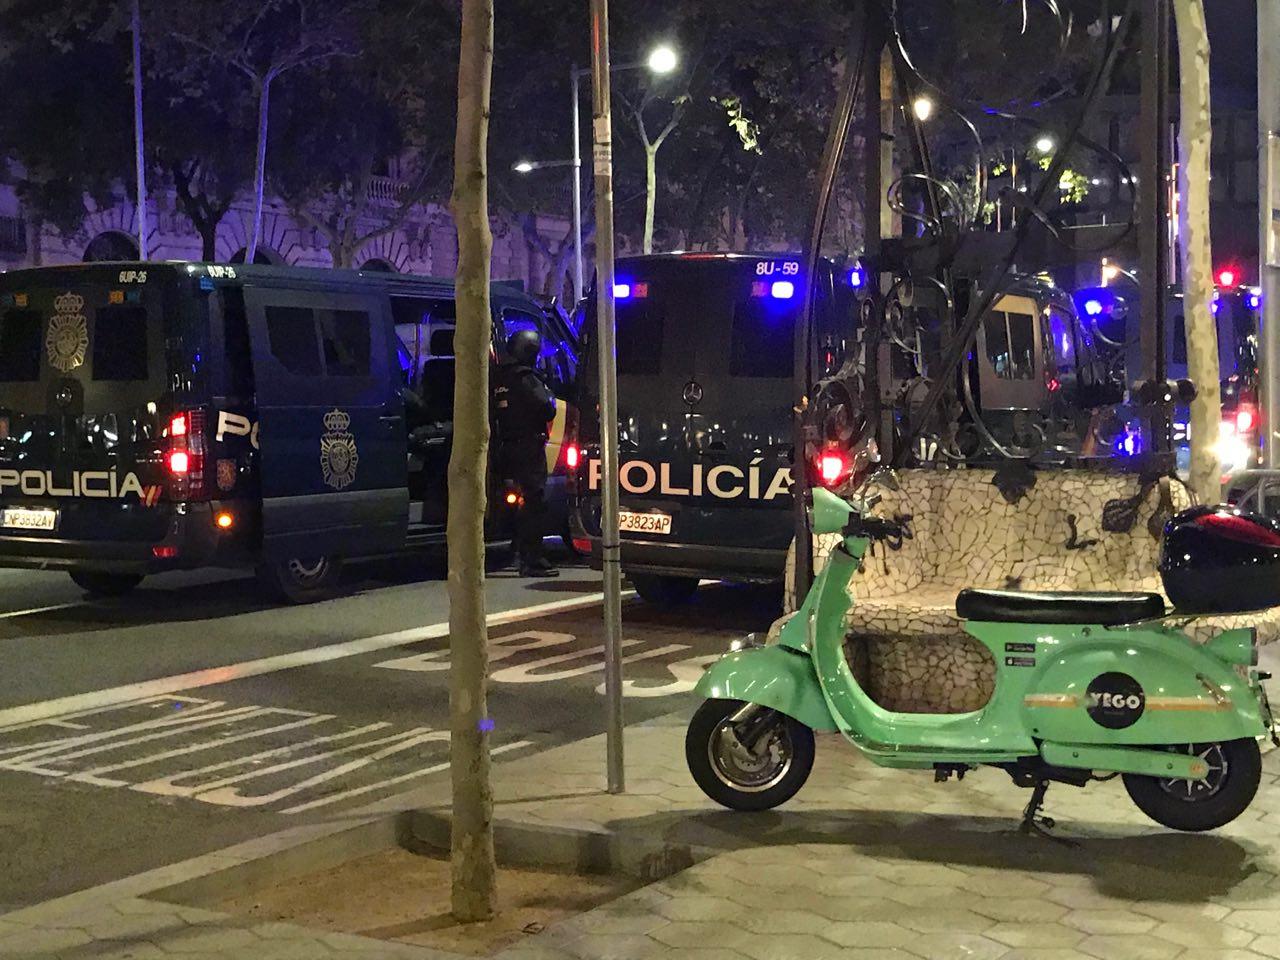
[647,45,679,74]
[1035,135,1055,154]
[912,96,934,122]
[513,161,534,174]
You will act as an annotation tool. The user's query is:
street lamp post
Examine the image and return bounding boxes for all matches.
[518,48,678,306]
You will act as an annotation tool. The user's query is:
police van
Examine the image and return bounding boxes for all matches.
[0,262,576,601]
[571,252,856,604]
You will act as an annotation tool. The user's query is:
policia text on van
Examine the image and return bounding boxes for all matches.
[0,262,577,602]
[572,252,857,605]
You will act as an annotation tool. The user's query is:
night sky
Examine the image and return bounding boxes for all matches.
[1207,0,1257,109]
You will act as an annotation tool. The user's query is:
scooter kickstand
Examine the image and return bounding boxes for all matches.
[1019,781,1075,846]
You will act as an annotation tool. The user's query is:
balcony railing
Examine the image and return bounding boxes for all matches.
[367,175,408,206]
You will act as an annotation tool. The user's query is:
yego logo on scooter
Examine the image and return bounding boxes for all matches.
[1085,672,1146,729]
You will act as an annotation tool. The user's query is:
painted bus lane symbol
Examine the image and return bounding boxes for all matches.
[0,695,530,814]
[374,629,721,697]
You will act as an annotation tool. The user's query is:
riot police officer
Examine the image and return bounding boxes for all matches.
[495,329,559,577]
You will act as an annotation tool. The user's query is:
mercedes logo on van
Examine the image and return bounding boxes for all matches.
[682,380,704,406]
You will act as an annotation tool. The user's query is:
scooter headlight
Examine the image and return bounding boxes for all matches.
[729,633,766,653]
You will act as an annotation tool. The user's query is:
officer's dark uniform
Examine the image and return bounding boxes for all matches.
[494,329,558,576]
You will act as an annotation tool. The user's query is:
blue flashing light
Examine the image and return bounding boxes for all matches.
[771,280,796,300]
[1115,428,1142,458]
[1083,298,1103,316]
[613,283,631,300]
[199,276,215,292]
[1248,291,1263,310]
[847,266,865,289]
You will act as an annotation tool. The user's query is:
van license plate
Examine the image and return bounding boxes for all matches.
[618,510,671,535]
[2,508,57,531]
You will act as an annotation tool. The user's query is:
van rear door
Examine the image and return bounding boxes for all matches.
[244,285,407,562]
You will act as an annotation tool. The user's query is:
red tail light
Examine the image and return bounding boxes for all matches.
[1236,406,1258,434]
[816,451,850,487]
[565,443,581,470]
[166,409,207,500]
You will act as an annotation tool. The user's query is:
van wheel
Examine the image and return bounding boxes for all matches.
[69,571,144,597]
[257,556,344,604]
[630,574,699,606]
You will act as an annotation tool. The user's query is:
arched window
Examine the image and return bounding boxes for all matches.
[83,231,140,263]
[360,258,397,273]
[230,246,283,266]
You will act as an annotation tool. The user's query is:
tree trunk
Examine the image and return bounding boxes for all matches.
[448,0,497,924]
[247,75,272,263]
[25,215,42,267]
[643,143,657,254]
[1173,0,1221,504]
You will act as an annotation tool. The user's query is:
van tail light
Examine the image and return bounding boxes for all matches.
[1236,405,1258,435]
[564,443,581,470]
[167,409,207,500]
[815,449,851,488]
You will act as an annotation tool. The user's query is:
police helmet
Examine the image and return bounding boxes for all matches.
[507,328,541,365]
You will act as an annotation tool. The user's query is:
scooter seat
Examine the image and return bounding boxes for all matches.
[955,588,1166,625]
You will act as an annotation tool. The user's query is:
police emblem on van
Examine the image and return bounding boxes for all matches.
[46,292,89,373]
[320,409,359,490]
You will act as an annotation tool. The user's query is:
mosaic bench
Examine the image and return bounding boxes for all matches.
[780,467,1280,713]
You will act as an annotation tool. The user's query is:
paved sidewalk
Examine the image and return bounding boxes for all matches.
[5,709,1280,959]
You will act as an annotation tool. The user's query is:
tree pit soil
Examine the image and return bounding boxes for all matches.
[215,847,640,956]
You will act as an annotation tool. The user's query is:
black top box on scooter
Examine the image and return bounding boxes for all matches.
[1159,505,1280,613]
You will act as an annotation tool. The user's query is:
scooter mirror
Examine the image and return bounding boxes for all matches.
[811,487,853,536]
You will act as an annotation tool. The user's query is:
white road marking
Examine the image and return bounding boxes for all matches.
[0,592,614,730]
[280,739,533,814]
[0,695,536,814]
[377,629,719,697]
[0,602,85,620]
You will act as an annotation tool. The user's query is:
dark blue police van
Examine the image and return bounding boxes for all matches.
[0,262,576,602]
[571,252,856,604]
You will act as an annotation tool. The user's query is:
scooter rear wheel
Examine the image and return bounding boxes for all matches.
[1123,738,1261,832]
[686,698,815,812]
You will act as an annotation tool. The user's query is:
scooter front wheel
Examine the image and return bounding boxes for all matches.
[686,698,815,812]
[1123,738,1262,832]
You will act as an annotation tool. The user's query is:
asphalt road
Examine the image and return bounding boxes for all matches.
[0,550,782,911]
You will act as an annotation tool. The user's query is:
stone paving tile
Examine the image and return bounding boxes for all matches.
[820,920,917,949]
[900,932,1011,960]
[1150,918,1257,950]
[0,924,94,954]
[1061,908,1158,936]
[1229,910,1280,936]
[984,922,1087,949]
[1077,933,1187,960]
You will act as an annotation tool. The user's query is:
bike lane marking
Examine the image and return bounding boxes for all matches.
[0,592,621,730]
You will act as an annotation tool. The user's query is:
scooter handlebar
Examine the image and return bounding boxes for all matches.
[844,514,905,542]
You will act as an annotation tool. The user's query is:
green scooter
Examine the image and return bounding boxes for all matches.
[688,486,1276,832]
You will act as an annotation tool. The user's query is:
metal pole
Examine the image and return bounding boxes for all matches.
[589,0,624,793]
[130,0,149,260]
[571,66,585,305]
[1260,1,1280,469]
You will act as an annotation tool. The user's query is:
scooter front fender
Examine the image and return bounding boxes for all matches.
[695,646,838,733]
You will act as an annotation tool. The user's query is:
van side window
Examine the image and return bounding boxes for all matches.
[219,287,254,398]
[729,299,793,378]
[984,311,1035,380]
[0,309,41,381]
[92,305,149,381]
[265,305,322,375]
[615,301,664,376]
[319,309,371,377]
